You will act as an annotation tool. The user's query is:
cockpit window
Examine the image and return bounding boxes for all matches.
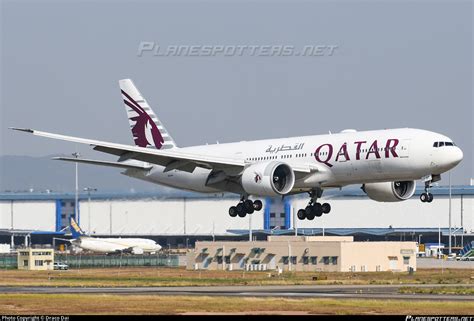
[433,141,456,148]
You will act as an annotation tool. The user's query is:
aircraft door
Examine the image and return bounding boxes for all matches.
[399,139,411,158]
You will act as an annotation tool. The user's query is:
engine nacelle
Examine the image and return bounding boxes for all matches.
[241,161,295,196]
[131,247,144,255]
[362,180,416,202]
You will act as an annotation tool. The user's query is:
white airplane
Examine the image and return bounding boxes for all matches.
[67,217,162,254]
[11,79,463,220]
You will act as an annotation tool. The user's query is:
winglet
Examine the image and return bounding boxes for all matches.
[9,127,34,133]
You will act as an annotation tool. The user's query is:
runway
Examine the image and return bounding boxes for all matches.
[1,284,473,301]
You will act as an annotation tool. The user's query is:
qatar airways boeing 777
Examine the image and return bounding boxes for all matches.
[11,79,463,220]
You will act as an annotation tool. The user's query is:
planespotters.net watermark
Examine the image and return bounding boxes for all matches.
[405,317,474,321]
[137,41,339,57]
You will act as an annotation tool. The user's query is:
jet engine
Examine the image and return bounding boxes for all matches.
[362,181,416,202]
[241,161,295,196]
[130,247,144,255]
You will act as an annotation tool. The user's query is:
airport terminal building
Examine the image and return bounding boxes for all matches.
[187,236,417,272]
[0,185,473,249]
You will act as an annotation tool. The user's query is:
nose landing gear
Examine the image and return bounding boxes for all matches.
[229,197,263,218]
[420,179,434,203]
[420,193,433,203]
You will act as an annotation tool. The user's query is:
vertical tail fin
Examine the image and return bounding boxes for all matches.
[119,79,177,150]
[70,217,86,238]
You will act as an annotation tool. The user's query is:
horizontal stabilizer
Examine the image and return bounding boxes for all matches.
[52,157,152,170]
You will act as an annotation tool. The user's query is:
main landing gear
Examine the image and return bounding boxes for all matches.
[297,189,331,220]
[420,180,433,203]
[229,197,263,218]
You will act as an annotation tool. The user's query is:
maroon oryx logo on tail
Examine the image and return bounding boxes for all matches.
[121,90,164,149]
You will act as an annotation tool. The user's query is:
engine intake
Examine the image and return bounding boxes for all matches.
[362,180,416,202]
[241,161,295,196]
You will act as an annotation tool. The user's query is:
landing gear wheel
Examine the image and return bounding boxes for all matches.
[421,178,434,203]
[305,206,313,217]
[420,193,428,203]
[427,193,433,203]
[229,206,237,217]
[297,209,306,220]
[306,212,315,220]
[236,203,246,217]
[253,200,263,211]
[244,200,254,214]
[313,203,323,217]
[321,203,331,214]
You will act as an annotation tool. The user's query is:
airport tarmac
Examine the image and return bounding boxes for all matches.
[1,284,473,301]
[417,258,474,269]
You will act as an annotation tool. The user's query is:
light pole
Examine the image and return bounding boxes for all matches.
[249,210,252,242]
[293,207,297,236]
[83,187,97,234]
[448,171,452,254]
[418,234,422,256]
[72,152,81,224]
[461,194,464,247]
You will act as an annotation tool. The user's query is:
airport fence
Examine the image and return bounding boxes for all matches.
[0,253,180,269]
[54,253,180,268]
[0,255,17,269]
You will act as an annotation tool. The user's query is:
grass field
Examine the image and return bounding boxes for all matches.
[0,267,472,287]
[0,294,473,315]
[1,267,473,315]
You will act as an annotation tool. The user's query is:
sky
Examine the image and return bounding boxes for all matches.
[1,0,472,185]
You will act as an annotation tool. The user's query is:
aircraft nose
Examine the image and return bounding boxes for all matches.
[451,146,464,166]
[435,145,463,172]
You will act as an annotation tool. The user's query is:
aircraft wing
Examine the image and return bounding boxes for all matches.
[52,157,153,170]
[10,128,318,176]
[11,128,246,173]
[53,238,73,243]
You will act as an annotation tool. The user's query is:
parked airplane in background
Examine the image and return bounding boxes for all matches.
[66,218,162,254]
[11,79,463,221]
